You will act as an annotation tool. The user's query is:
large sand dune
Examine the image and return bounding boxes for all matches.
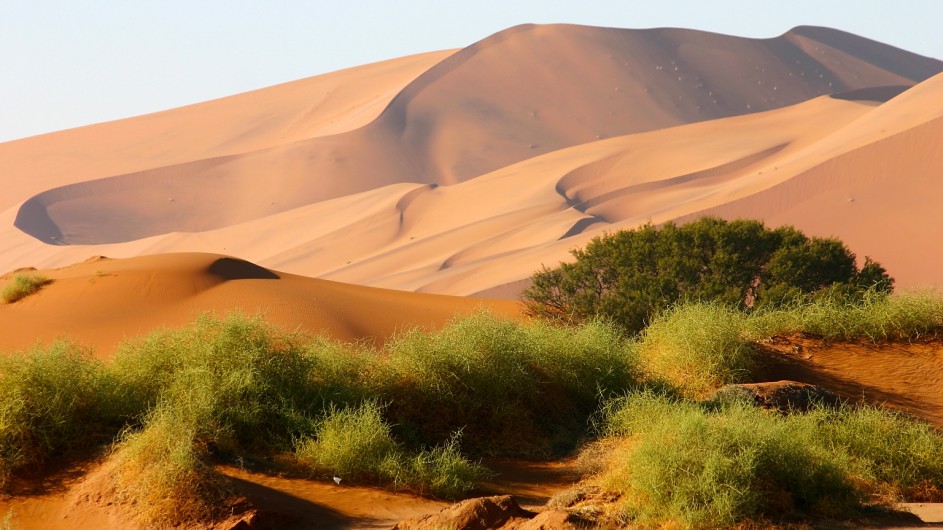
[2,24,941,298]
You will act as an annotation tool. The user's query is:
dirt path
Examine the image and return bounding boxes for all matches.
[0,458,583,529]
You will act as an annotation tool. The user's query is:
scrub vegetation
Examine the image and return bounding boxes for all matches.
[1,290,942,526]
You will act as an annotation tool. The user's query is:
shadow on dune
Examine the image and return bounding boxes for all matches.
[830,85,911,103]
[208,257,279,280]
[754,345,939,425]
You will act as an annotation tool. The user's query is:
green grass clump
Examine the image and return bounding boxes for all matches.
[601,394,858,527]
[819,406,943,501]
[295,401,400,481]
[109,408,229,525]
[597,393,943,528]
[747,290,943,342]
[638,303,753,397]
[1,274,51,303]
[0,342,109,489]
[295,401,486,499]
[400,434,488,500]
[382,313,640,455]
[105,314,336,523]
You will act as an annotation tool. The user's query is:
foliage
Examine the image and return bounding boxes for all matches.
[523,217,894,334]
[1,274,51,303]
[380,313,640,455]
[638,303,753,397]
[294,402,487,499]
[747,289,943,342]
[0,342,109,489]
[597,392,943,528]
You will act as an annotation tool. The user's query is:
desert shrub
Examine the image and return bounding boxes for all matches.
[380,312,640,455]
[106,314,338,523]
[523,217,893,335]
[638,303,753,397]
[399,434,489,499]
[819,406,943,501]
[0,342,108,488]
[109,408,229,525]
[1,274,51,303]
[109,313,344,453]
[597,393,943,527]
[294,402,485,499]
[295,401,400,481]
[748,289,943,342]
[600,394,861,528]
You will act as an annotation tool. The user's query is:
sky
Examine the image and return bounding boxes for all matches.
[2,1,941,143]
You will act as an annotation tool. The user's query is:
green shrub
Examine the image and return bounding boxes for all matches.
[381,313,640,455]
[295,401,400,481]
[1,274,51,303]
[109,407,229,526]
[601,395,860,528]
[638,303,753,397]
[0,342,108,488]
[400,434,489,499]
[597,393,943,527]
[523,218,893,335]
[820,406,943,501]
[748,289,943,342]
[294,403,485,499]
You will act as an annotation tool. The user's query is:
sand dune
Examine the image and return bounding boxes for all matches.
[0,253,519,356]
[6,25,939,247]
[1,24,941,298]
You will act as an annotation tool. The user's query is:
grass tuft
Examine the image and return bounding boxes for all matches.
[0,342,108,489]
[295,401,399,481]
[747,289,943,342]
[109,408,229,525]
[638,303,753,397]
[596,392,943,528]
[1,274,51,303]
[294,402,486,499]
[382,313,640,455]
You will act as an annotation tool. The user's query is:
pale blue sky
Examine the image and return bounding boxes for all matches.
[1,1,940,143]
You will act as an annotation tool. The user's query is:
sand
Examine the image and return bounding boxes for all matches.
[1,24,941,296]
[0,253,520,357]
[1,22,942,528]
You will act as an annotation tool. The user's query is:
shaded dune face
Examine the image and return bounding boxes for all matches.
[12,24,942,245]
[208,257,280,280]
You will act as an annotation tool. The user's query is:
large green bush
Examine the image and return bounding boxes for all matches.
[523,217,893,335]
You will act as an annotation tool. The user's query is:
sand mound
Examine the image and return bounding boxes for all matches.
[0,253,520,356]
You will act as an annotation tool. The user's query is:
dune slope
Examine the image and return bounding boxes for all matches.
[8,24,940,246]
[0,253,519,356]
